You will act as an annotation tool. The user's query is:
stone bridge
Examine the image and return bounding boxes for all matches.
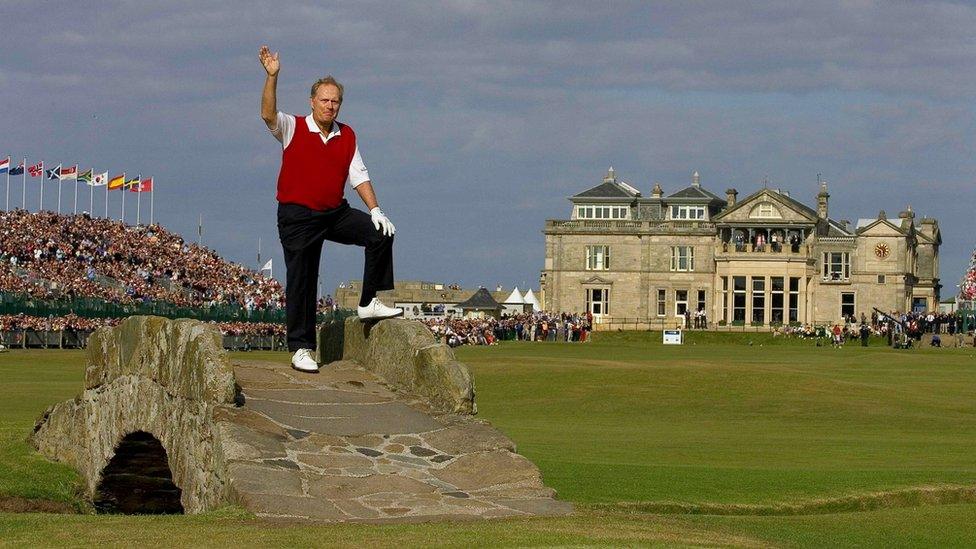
[30,316,571,522]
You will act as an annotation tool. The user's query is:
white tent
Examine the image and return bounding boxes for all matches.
[503,287,524,304]
[522,289,541,312]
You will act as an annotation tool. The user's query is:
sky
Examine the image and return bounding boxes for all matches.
[2,1,975,298]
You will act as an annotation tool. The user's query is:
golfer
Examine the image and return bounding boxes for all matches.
[259,45,402,373]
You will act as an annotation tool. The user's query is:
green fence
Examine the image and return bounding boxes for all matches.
[0,293,356,325]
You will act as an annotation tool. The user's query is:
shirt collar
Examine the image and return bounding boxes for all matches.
[305,114,340,138]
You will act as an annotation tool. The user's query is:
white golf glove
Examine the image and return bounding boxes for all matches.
[369,207,396,236]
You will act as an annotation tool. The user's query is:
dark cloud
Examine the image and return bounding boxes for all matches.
[1,1,973,295]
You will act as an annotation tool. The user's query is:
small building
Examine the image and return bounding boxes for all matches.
[455,288,504,319]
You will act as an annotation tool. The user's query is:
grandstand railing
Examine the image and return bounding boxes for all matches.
[0,330,286,351]
[0,293,356,325]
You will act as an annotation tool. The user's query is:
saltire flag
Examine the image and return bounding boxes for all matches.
[0,157,8,174]
[128,177,153,192]
[28,162,44,177]
[91,171,108,186]
[59,165,78,180]
[9,161,24,176]
[46,164,62,180]
[107,174,125,190]
[77,169,93,183]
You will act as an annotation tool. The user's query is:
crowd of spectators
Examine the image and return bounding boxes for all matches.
[0,210,283,309]
[770,309,975,347]
[422,312,592,347]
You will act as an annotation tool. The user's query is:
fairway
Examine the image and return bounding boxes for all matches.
[3,333,976,547]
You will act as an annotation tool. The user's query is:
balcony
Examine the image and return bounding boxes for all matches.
[545,219,716,233]
[716,242,807,256]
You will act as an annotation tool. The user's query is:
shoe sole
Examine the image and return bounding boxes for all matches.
[291,362,320,374]
[358,310,405,322]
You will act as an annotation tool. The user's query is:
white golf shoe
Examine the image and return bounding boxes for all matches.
[290,348,319,373]
[357,298,404,321]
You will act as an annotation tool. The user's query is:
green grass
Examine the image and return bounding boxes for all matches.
[2,336,976,547]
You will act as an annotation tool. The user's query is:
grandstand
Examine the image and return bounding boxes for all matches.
[0,209,317,349]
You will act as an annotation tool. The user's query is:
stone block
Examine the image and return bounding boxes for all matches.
[316,320,345,365]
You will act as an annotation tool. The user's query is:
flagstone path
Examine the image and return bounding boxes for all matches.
[220,358,573,523]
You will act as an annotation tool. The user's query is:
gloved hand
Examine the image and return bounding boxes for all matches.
[369,207,396,236]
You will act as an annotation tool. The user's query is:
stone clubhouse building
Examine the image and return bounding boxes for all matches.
[540,168,942,327]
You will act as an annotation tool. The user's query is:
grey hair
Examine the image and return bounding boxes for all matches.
[310,75,344,102]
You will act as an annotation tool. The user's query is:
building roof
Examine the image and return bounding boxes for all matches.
[522,289,541,312]
[456,288,503,310]
[666,185,723,201]
[572,167,640,200]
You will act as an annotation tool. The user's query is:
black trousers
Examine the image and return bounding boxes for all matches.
[277,200,394,351]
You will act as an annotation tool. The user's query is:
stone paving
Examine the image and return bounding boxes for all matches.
[220,358,573,523]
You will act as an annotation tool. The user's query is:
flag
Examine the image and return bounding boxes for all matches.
[260,259,272,272]
[108,174,125,190]
[9,161,24,176]
[128,177,152,192]
[46,164,62,180]
[59,165,78,180]
[91,171,108,186]
[124,176,140,189]
[0,157,8,174]
[28,162,43,177]
[78,169,93,183]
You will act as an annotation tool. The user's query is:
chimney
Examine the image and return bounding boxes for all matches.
[726,188,738,208]
[652,183,663,198]
[840,219,850,232]
[603,166,616,184]
[692,170,701,187]
[817,181,829,219]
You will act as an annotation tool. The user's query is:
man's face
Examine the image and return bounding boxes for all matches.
[310,84,342,129]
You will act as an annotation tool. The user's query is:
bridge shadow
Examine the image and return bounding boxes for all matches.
[93,431,184,514]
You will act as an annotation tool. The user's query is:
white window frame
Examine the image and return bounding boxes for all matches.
[822,251,851,281]
[585,245,610,270]
[749,202,783,219]
[675,289,689,316]
[669,205,707,220]
[670,246,695,272]
[577,204,629,220]
[586,288,610,316]
[656,288,667,317]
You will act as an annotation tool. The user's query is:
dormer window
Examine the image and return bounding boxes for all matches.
[669,205,707,220]
[576,205,629,220]
[749,202,782,219]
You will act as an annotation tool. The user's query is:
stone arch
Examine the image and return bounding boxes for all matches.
[31,316,237,513]
[94,431,183,514]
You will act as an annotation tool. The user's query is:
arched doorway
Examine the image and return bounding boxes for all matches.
[94,431,184,514]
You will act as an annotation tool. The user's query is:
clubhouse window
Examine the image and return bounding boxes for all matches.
[822,251,851,282]
[877,274,886,284]
[670,246,695,271]
[669,205,707,220]
[732,276,746,322]
[788,277,800,323]
[841,292,855,317]
[770,277,784,324]
[585,245,610,270]
[657,289,667,317]
[751,277,765,324]
[586,288,610,316]
[675,289,689,317]
[577,205,629,220]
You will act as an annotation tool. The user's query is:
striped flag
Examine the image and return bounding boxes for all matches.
[78,169,93,183]
[108,174,125,190]
[91,171,108,186]
[59,165,78,180]
[0,157,8,174]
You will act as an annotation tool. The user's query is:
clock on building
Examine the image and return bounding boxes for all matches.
[874,243,890,259]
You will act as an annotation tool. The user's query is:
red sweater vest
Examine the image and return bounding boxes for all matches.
[276,116,357,211]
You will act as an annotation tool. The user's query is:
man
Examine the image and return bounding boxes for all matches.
[259,45,402,373]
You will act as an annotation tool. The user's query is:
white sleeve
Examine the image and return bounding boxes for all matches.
[346,146,370,188]
[269,112,295,148]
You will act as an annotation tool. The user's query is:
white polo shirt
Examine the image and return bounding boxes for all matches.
[269,112,370,188]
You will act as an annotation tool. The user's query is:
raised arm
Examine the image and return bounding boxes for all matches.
[259,45,280,130]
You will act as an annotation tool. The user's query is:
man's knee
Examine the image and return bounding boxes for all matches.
[366,231,394,247]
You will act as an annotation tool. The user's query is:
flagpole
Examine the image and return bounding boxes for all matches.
[57,173,63,214]
[89,172,94,215]
[73,165,79,215]
[104,175,109,219]
[149,179,154,225]
[21,157,27,210]
[257,237,262,270]
[4,157,9,212]
[39,162,44,211]
[136,177,142,226]
[120,172,126,222]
